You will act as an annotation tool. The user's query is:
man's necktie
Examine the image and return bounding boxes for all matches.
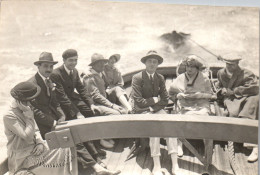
[150,75,154,85]
[69,70,73,80]
[45,78,51,96]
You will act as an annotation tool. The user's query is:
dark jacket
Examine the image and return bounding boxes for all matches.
[28,73,64,139]
[131,71,169,113]
[50,65,94,119]
[217,66,259,119]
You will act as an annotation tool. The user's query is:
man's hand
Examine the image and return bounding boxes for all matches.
[153,97,159,103]
[32,143,44,156]
[77,112,85,119]
[90,104,100,115]
[17,101,34,119]
[112,104,125,113]
[176,93,186,99]
[221,88,234,97]
[57,116,65,124]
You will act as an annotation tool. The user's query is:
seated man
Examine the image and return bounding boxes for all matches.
[29,52,119,175]
[217,53,259,162]
[168,55,215,158]
[103,54,132,113]
[131,50,179,175]
[82,53,127,149]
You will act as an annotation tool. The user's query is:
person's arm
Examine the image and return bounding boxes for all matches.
[75,70,94,106]
[31,105,55,128]
[83,76,114,107]
[50,73,76,118]
[3,114,35,143]
[233,70,259,97]
[116,71,124,87]
[131,74,157,108]
[150,76,169,112]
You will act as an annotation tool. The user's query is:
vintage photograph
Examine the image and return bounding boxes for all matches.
[0,1,258,175]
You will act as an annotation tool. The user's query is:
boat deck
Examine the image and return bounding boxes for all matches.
[79,139,258,175]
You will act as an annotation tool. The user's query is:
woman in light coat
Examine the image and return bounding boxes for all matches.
[3,82,77,175]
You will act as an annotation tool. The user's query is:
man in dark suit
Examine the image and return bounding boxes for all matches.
[30,51,119,175]
[131,50,179,175]
[50,49,100,120]
[28,52,65,139]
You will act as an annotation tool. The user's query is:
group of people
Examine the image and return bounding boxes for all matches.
[3,49,259,175]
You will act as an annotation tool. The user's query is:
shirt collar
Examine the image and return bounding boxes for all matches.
[146,71,155,78]
[38,71,47,82]
[63,64,73,75]
[91,68,103,77]
[225,68,233,78]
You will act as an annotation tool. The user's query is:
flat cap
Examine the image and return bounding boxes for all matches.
[62,49,78,59]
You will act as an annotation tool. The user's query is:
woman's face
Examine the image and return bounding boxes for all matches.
[186,65,198,76]
[108,57,117,66]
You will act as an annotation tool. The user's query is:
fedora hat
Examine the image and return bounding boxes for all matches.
[10,82,41,101]
[141,50,163,64]
[109,54,120,63]
[34,52,58,66]
[89,53,108,66]
[221,53,242,64]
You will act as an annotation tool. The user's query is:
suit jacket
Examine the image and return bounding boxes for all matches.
[28,73,64,139]
[82,68,113,107]
[50,65,94,119]
[131,71,169,113]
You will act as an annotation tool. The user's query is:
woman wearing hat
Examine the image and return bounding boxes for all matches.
[103,54,132,113]
[168,55,216,157]
[3,82,77,175]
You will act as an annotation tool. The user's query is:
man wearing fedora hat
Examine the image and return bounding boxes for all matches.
[28,52,65,139]
[131,50,179,175]
[103,54,133,113]
[82,53,127,149]
[217,53,259,162]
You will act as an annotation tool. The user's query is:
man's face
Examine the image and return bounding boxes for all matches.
[226,62,239,73]
[186,65,198,76]
[145,58,159,74]
[92,61,106,73]
[38,62,54,78]
[64,57,78,70]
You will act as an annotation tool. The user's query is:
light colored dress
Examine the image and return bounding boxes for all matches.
[169,71,213,115]
[3,102,77,175]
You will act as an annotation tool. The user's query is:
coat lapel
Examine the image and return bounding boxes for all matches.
[153,73,159,96]
[227,67,242,89]
[60,65,74,87]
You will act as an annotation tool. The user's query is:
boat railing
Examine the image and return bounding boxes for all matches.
[45,114,258,150]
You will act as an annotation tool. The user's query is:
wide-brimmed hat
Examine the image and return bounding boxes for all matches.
[89,53,108,66]
[183,55,204,69]
[141,50,163,64]
[10,82,41,101]
[34,52,58,66]
[109,54,120,62]
[221,53,242,64]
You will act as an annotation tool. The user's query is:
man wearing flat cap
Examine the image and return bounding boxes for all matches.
[28,52,65,139]
[50,49,99,120]
[49,49,120,174]
[217,53,259,162]
[131,50,179,175]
